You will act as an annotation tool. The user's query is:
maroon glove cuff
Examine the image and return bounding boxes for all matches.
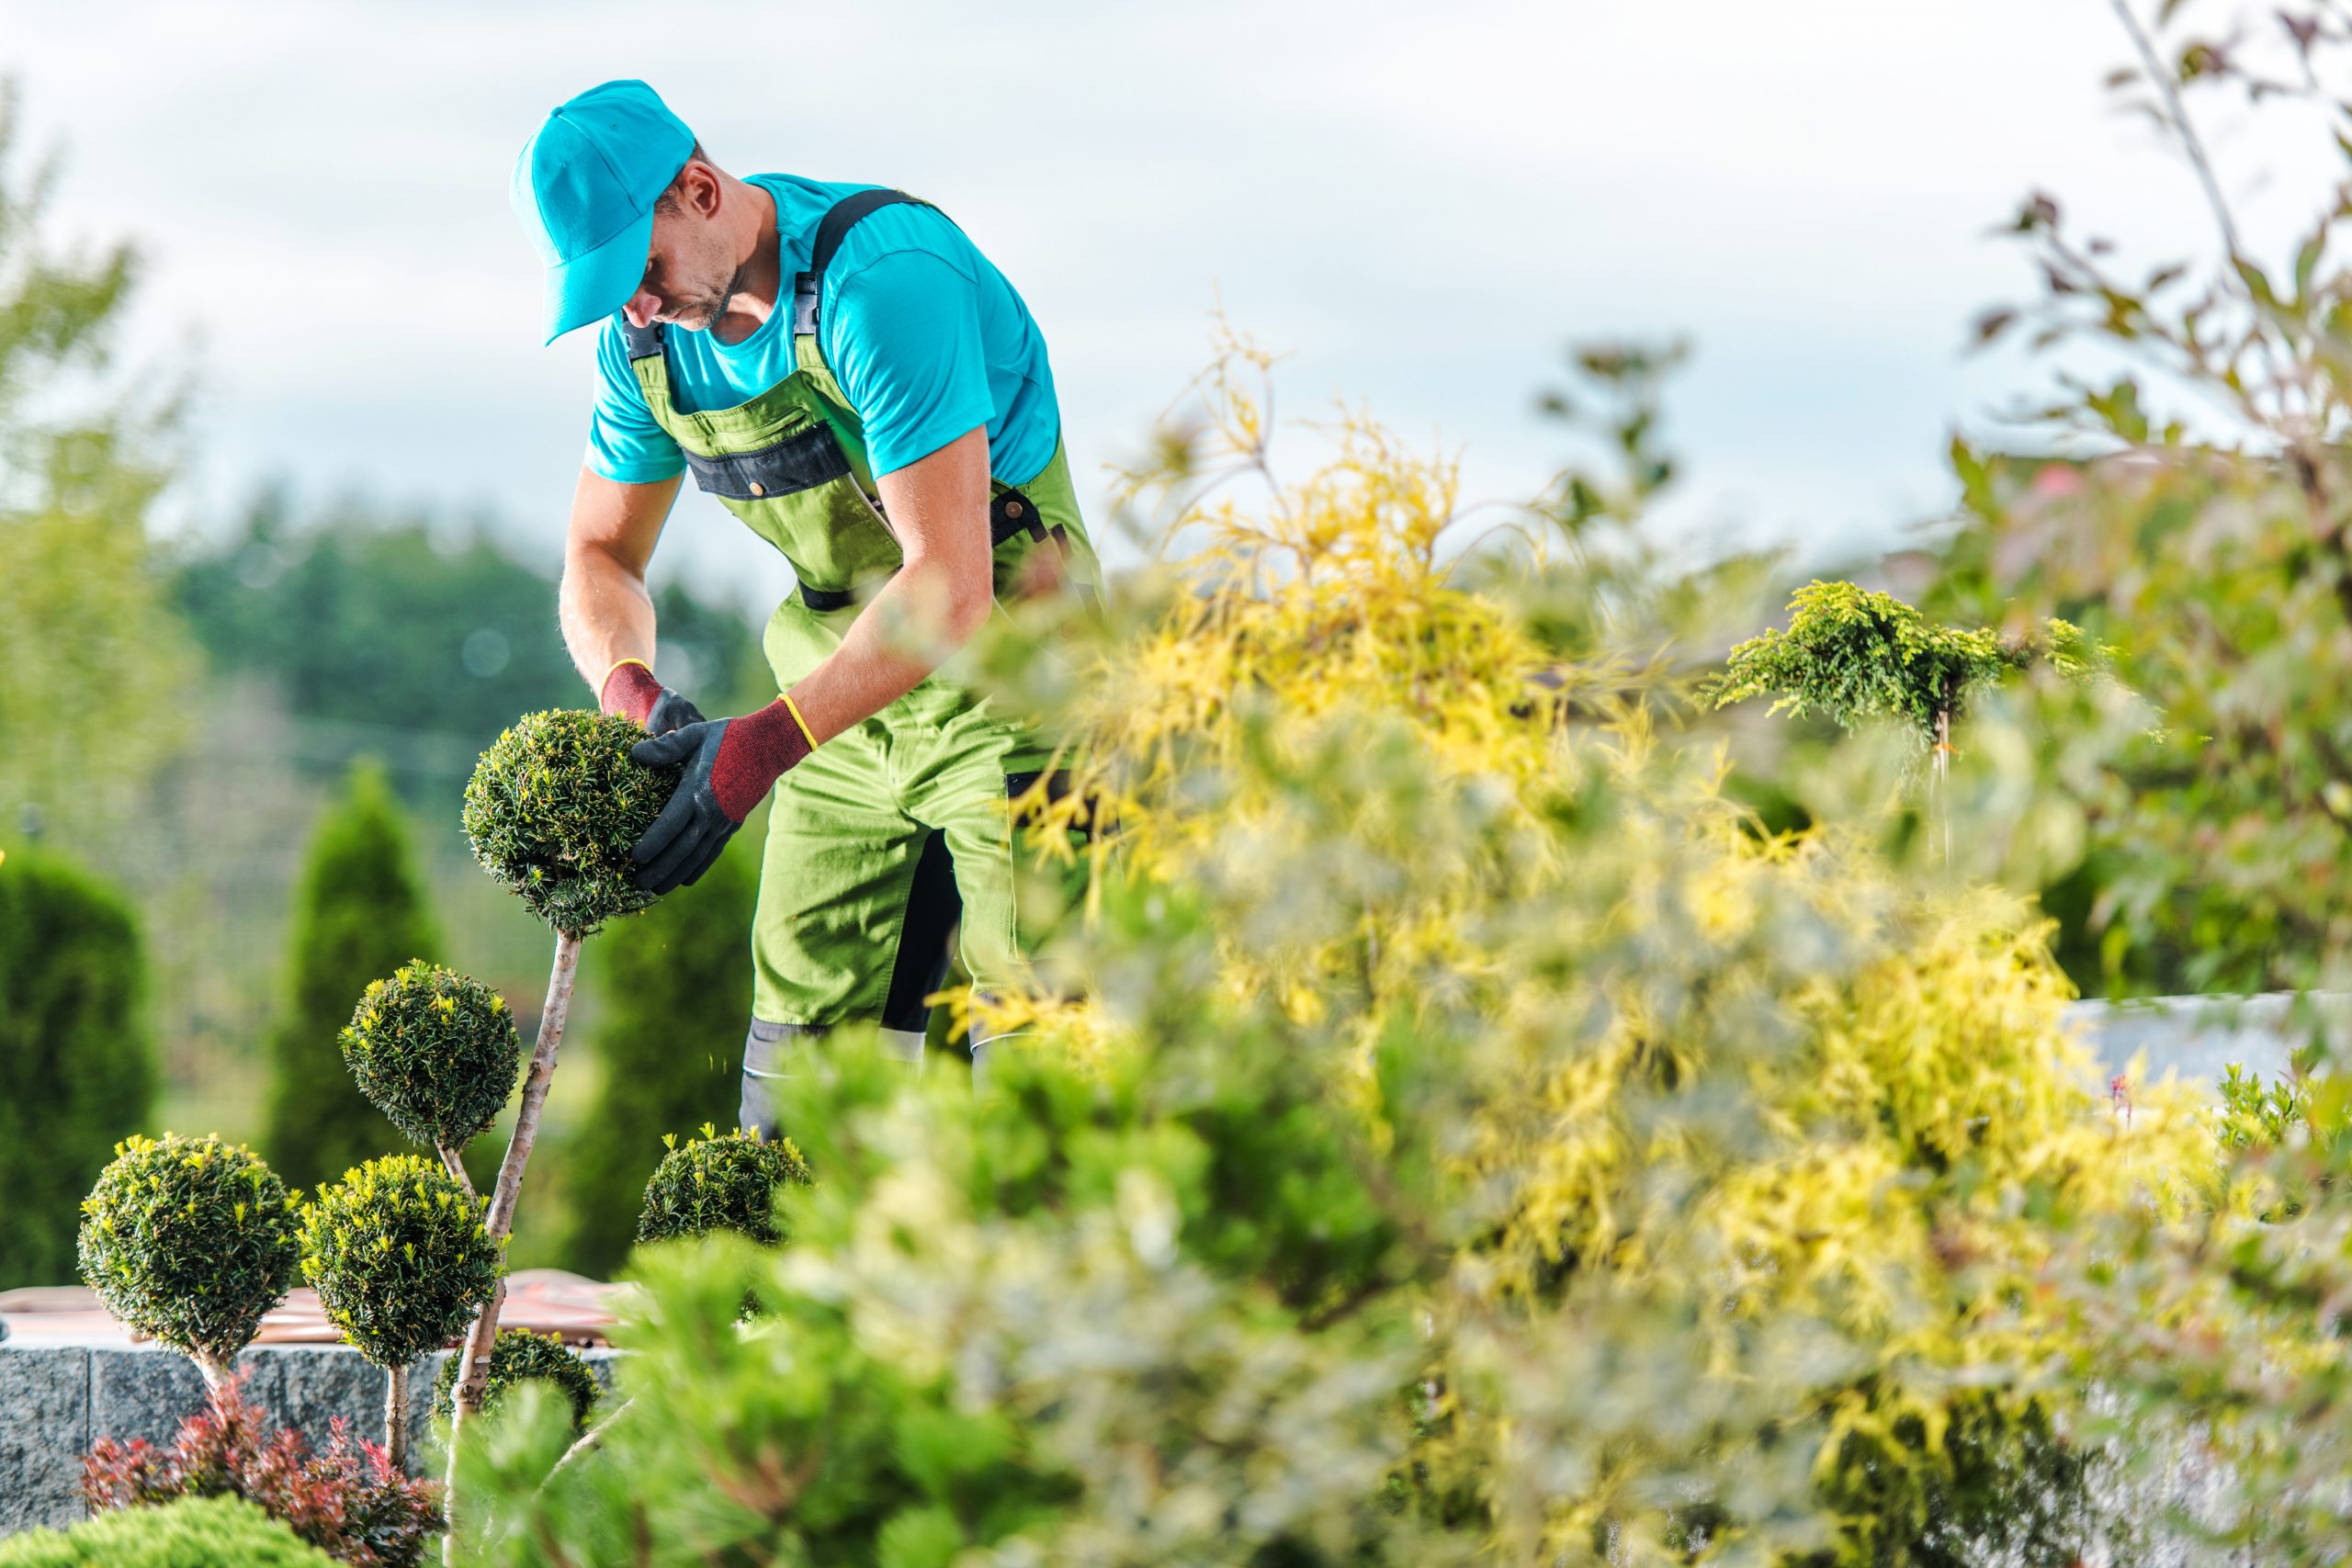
[600,659,664,726]
[710,696,816,821]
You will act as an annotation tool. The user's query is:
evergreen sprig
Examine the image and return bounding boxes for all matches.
[340,962,520,1153]
[429,1326,598,1430]
[636,1125,813,1247]
[299,1156,502,1369]
[76,1134,300,1375]
[1706,580,2098,750]
[461,709,677,934]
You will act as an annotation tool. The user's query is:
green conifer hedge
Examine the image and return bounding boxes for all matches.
[0,849,156,1289]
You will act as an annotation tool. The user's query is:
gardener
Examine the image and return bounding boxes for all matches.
[511,80,1098,1128]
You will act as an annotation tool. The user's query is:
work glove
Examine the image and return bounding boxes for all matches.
[628,697,815,894]
[600,658,707,737]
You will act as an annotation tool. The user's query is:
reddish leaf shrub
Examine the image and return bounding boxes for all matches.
[81,1376,440,1568]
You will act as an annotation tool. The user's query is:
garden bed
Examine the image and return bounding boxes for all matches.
[0,1272,622,1536]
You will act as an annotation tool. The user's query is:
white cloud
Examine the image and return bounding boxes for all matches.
[6,0,2342,604]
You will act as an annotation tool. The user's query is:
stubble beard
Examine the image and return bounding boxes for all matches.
[674,256,751,333]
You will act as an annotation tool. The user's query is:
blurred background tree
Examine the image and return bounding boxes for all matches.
[0,849,154,1290]
[553,830,757,1279]
[260,758,442,1194]
[0,79,193,852]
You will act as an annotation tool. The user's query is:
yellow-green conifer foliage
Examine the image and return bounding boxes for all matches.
[990,337,2222,1561]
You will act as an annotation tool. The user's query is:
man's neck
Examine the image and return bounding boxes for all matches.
[711,178,781,346]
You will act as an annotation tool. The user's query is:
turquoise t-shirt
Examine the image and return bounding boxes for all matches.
[586,173,1061,487]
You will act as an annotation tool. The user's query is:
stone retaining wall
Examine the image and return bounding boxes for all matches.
[0,1343,618,1536]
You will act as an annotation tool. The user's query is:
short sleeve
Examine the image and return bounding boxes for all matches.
[586,323,687,484]
[824,249,993,479]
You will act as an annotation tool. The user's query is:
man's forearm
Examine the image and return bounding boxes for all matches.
[560,541,661,694]
[785,553,992,745]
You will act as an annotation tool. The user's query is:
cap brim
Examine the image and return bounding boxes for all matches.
[541,206,655,344]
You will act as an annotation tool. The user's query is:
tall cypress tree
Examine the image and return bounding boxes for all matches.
[0,848,157,1288]
[262,760,439,1193]
[556,832,755,1278]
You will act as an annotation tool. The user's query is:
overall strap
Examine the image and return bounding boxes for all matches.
[792,188,932,342]
[621,315,662,361]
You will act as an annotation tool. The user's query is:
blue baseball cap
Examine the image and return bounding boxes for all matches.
[512,80,696,344]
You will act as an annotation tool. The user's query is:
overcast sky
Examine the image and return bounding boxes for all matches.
[7,0,2342,612]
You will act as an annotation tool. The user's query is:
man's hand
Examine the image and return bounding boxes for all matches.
[600,658,707,736]
[628,697,815,893]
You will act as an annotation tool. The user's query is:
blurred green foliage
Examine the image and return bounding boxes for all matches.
[262,761,442,1194]
[0,83,195,850]
[0,849,154,1290]
[0,1495,338,1568]
[171,490,764,784]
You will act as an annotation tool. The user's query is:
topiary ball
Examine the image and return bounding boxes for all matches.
[299,1156,502,1370]
[429,1326,598,1430]
[78,1134,302,1378]
[341,962,521,1154]
[461,709,680,934]
[636,1125,814,1247]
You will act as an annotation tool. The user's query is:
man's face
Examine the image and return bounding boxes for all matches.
[623,186,737,333]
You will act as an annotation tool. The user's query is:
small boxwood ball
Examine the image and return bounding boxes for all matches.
[636,1125,814,1247]
[300,1155,502,1369]
[431,1326,598,1430]
[77,1134,301,1371]
[342,962,521,1154]
[461,709,679,934]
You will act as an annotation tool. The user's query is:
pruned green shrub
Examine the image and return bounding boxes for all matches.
[636,1125,812,1247]
[342,963,520,1155]
[263,760,442,1195]
[300,1156,501,1368]
[0,849,155,1291]
[77,1134,300,1390]
[429,1327,597,1430]
[0,1495,338,1568]
[460,709,676,933]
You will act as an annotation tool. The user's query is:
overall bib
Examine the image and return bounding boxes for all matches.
[619,189,1100,1128]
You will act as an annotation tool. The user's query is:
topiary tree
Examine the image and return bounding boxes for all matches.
[0,849,156,1290]
[460,709,674,937]
[560,837,756,1278]
[428,1328,597,1432]
[299,1156,502,1472]
[264,761,441,1193]
[441,708,674,1526]
[340,962,521,1190]
[636,1124,814,1248]
[77,1134,301,1394]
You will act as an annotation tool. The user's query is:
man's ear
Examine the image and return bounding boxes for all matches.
[683,160,724,219]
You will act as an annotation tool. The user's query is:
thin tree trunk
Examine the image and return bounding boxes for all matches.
[441,927,583,1564]
[192,1350,232,1402]
[438,1144,477,1199]
[384,1360,411,1472]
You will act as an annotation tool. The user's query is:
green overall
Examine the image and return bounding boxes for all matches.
[620,189,1099,1122]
